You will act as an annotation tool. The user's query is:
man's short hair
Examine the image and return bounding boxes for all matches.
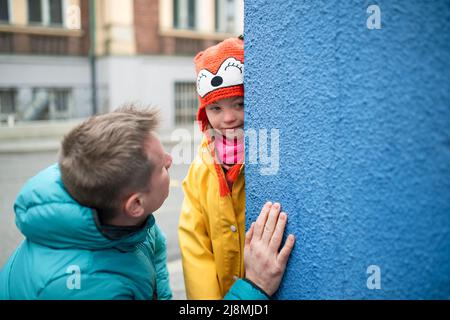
[59,105,160,220]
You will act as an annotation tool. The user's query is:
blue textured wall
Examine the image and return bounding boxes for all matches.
[244,0,450,299]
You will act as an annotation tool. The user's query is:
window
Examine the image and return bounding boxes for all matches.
[173,0,196,30]
[0,0,10,22]
[23,88,72,120]
[30,35,68,54]
[215,0,236,33]
[49,0,63,25]
[0,32,13,52]
[174,82,197,125]
[0,89,16,115]
[28,0,64,26]
[48,88,72,119]
[28,0,42,24]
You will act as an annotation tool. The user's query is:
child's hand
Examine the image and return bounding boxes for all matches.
[244,202,296,297]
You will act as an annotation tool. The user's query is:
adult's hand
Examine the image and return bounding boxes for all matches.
[244,202,296,296]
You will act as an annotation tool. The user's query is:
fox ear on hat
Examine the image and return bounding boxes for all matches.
[194,50,204,63]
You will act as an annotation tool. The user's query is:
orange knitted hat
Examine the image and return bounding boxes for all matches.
[195,37,244,132]
[194,37,244,197]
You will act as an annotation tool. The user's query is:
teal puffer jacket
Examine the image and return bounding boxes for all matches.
[0,164,172,300]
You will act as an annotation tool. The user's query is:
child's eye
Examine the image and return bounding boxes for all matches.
[235,103,244,109]
[208,106,221,112]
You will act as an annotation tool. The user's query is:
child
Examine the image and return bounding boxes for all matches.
[0,106,294,300]
[178,37,250,299]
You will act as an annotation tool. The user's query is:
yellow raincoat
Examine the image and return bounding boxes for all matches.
[178,137,245,299]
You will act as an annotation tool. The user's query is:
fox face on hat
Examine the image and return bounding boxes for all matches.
[195,37,244,132]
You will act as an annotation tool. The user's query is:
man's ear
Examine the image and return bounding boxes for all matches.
[124,193,145,218]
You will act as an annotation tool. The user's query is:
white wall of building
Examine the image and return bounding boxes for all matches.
[0,54,197,128]
[0,55,94,118]
[97,55,196,129]
[0,55,89,86]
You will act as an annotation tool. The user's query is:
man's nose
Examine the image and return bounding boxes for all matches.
[166,153,173,169]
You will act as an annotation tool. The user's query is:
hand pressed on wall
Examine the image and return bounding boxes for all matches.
[244,202,296,296]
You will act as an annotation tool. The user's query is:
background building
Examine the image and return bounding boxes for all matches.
[0,0,244,129]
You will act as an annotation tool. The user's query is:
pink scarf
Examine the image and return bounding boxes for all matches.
[214,133,244,168]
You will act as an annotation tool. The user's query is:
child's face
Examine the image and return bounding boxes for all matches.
[205,96,244,135]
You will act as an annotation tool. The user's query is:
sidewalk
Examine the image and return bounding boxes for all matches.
[0,119,79,153]
[167,259,187,300]
[0,119,199,153]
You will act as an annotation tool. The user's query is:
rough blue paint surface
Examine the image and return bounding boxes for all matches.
[244,0,450,299]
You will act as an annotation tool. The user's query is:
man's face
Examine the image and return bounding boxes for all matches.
[141,133,172,214]
[205,96,244,136]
